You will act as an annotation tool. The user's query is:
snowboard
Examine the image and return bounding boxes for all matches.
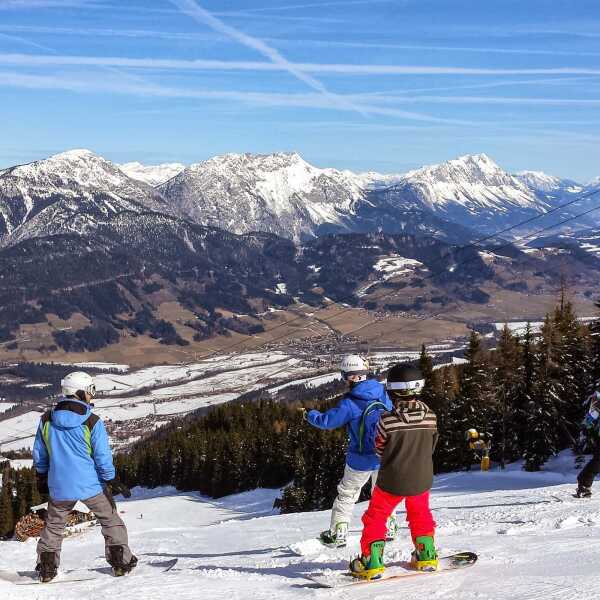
[0,558,178,585]
[307,552,477,588]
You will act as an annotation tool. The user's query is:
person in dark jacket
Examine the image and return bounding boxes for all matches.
[350,363,438,580]
[576,389,600,498]
[33,371,137,582]
[303,355,393,547]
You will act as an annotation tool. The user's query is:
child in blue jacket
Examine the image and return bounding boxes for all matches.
[304,355,393,547]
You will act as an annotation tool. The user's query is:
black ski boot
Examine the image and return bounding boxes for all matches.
[108,546,138,577]
[575,485,592,498]
[36,552,58,583]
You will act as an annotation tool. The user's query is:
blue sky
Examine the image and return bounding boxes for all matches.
[1,0,599,180]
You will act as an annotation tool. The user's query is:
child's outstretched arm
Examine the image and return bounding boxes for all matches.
[307,400,352,430]
[374,418,389,457]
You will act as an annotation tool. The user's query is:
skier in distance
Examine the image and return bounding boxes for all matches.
[576,387,600,498]
[33,371,137,582]
[350,363,438,580]
[301,355,393,548]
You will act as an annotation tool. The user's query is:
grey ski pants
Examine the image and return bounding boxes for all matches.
[37,491,133,567]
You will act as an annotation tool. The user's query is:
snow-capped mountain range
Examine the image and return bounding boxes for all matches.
[0,148,597,248]
[158,152,370,241]
[0,149,171,244]
[119,161,185,187]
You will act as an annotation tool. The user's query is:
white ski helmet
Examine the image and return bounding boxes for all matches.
[61,371,96,398]
[340,355,370,380]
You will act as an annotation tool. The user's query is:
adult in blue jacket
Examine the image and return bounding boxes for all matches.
[304,355,393,547]
[33,371,137,582]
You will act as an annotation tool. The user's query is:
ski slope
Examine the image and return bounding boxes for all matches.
[2,452,600,599]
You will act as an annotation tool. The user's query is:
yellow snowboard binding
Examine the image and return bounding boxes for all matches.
[349,540,385,580]
[411,535,438,572]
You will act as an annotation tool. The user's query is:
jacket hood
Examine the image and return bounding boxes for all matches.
[348,379,385,405]
[51,398,91,429]
[393,399,428,423]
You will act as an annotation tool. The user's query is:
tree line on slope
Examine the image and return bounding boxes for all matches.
[0,298,598,536]
[112,297,599,511]
[0,464,44,539]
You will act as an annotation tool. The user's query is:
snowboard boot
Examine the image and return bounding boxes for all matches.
[385,514,399,542]
[319,522,348,548]
[411,535,438,572]
[36,552,58,583]
[108,545,138,577]
[575,485,592,498]
[349,540,385,580]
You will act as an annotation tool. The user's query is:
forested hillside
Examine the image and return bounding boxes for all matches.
[116,298,600,509]
[1,298,597,537]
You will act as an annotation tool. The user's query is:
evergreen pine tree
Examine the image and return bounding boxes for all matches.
[493,325,523,467]
[0,479,15,538]
[523,317,563,471]
[444,332,494,470]
[552,295,592,444]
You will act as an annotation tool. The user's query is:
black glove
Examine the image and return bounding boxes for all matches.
[105,478,132,499]
[36,472,49,495]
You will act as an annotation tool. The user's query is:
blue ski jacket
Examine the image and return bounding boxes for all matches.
[307,379,392,471]
[33,398,115,501]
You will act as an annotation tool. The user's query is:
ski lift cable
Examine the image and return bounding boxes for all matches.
[243,200,600,352]
[196,187,600,361]
[46,187,596,373]
[344,204,600,340]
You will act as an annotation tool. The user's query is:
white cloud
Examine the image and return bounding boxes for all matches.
[0,70,475,125]
[3,25,599,59]
[241,0,393,12]
[0,24,219,41]
[5,52,600,77]
[271,39,600,58]
[168,0,368,116]
[0,0,94,8]
[365,94,600,107]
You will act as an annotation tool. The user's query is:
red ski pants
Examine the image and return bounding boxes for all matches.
[361,485,435,555]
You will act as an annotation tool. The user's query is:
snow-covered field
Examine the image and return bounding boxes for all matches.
[1,452,599,599]
[94,352,295,396]
[0,352,317,450]
[494,317,597,336]
[0,348,474,452]
[93,392,238,421]
[373,256,425,278]
[0,411,42,451]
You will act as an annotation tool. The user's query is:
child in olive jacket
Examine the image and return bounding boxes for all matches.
[350,362,438,580]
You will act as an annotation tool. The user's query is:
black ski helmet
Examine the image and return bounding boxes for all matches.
[386,362,425,396]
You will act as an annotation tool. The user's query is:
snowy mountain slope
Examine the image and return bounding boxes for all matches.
[399,154,542,210]
[351,169,405,189]
[157,152,369,241]
[2,148,596,246]
[2,452,599,600]
[588,176,600,189]
[119,161,186,187]
[515,170,581,195]
[376,154,553,235]
[0,150,172,246]
[528,227,600,261]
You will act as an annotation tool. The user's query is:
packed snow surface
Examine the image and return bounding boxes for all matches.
[1,451,599,599]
